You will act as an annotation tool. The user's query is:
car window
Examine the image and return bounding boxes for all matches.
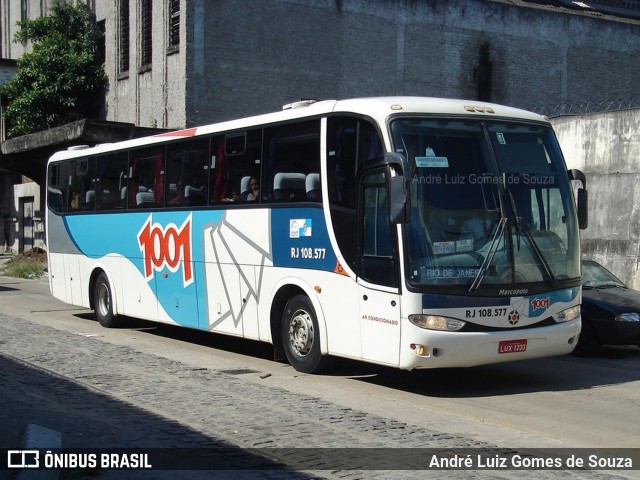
[582,261,626,289]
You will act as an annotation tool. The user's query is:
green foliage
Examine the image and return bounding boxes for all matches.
[3,256,46,279]
[0,1,107,138]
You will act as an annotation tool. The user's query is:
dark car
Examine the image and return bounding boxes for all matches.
[576,259,640,354]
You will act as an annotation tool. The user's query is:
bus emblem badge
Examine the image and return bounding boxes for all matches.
[531,297,550,312]
[508,310,520,325]
[137,214,193,287]
[289,219,312,238]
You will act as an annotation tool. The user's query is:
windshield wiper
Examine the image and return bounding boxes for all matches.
[469,217,507,292]
[469,176,509,292]
[506,184,522,252]
[506,188,559,289]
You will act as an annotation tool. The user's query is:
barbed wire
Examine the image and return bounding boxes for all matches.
[528,98,640,117]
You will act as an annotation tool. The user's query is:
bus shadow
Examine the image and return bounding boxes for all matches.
[72,312,640,398]
[344,347,640,398]
[0,285,20,292]
[73,312,277,361]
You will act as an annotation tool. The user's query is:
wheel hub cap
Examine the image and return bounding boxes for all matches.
[288,309,314,356]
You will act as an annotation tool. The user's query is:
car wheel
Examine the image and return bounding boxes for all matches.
[573,320,600,356]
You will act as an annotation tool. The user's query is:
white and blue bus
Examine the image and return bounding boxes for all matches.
[46,97,588,373]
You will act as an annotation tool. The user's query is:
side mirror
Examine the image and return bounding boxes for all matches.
[577,188,588,230]
[384,153,409,224]
[568,169,588,230]
[389,175,409,224]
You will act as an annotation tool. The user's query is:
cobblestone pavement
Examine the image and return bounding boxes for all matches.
[0,308,632,480]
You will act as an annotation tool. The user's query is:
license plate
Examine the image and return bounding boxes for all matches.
[498,339,527,354]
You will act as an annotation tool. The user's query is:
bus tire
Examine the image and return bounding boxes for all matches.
[281,294,329,374]
[93,272,119,328]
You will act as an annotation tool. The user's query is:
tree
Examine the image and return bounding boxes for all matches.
[0,1,107,139]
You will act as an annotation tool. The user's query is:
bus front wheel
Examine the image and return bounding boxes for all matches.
[93,272,119,328]
[281,295,329,374]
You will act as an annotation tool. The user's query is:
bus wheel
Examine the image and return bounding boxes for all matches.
[93,272,119,328]
[281,295,328,374]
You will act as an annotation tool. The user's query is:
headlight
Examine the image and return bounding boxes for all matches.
[552,305,581,323]
[408,314,465,331]
[615,312,640,322]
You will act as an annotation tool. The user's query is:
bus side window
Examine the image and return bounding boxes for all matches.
[225,130,262,203]
[360,169,397,287]
[209,138,229,204]
[129,147,164,209]
[47,162,66,213]
[263,120,320,202]
[96,152,128,210]
[166,138,209,207]
[327,116,384,274]
[68,158,96,212]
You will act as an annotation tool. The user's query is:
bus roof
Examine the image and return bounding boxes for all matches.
[48,96,549,163]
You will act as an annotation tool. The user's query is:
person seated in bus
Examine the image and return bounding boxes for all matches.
[247,177,260,201]
[184,177,206,205]
[222,188,239,202]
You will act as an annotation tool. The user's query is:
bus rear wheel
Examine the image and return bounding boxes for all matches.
[281,295,329,374]
[93,272,120,328]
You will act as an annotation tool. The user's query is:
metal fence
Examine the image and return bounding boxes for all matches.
[528,98,640,117]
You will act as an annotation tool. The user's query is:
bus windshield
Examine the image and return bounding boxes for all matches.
[391,118,581,292]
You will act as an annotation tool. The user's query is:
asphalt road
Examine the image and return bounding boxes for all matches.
[1,274,638,479]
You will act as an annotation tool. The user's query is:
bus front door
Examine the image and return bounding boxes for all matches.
[358,282,401,366]
[358,168,401,366]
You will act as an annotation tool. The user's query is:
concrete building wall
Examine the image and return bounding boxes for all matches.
[181,0,640,126]
[98,1,188,129]
[0,0,48,59]
[3,0,640,259]
[3,1,640,129]
[0,181,43,254]
[552,110,640,288]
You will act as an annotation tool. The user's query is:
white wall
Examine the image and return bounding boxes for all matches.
[552,110,640,288]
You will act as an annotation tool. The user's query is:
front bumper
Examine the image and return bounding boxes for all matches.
[398,317,581,370]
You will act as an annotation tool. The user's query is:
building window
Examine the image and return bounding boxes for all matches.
[140,0,153,69]
[96,20,105,65]
[168,0,180,52]
[21,0,27,22]
[119,0,130,74]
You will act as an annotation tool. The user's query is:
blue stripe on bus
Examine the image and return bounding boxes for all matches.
[270,207,337,271]
[64,211,225,328]
[422,287,579,315]
[63,208,338,329]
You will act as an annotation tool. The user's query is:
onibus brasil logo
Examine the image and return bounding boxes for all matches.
[137,214,193,287]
